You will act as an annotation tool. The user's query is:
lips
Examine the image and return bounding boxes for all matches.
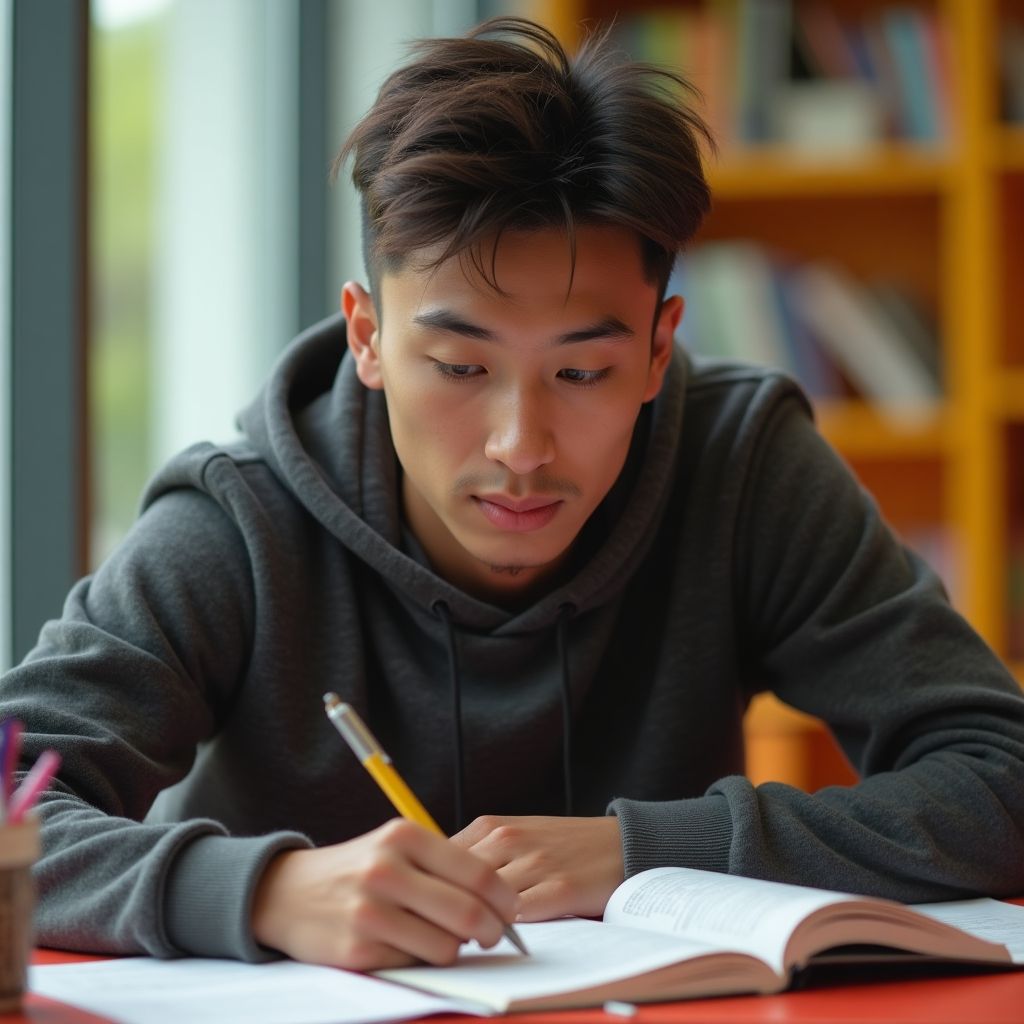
[473,494,563,533]
[477,494,560,514]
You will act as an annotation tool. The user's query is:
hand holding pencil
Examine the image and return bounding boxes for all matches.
[249,700,522,970]
[322,693,529,955]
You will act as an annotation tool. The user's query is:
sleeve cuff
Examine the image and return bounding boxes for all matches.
[163,831,313,961]
[608,794,733,878]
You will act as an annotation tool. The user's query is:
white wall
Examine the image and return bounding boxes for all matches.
[152,0,481,465]
[327,0,478,293]
[151,0,299,465]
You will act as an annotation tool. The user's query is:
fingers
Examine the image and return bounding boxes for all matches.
[451,813,508,849]
[361,831,511,952]
[514,878,576,922]
[378,819,520,929]
[250,820,521,972]
[336,898,464,970]
[450,815,626,922]
[454,815,547,883]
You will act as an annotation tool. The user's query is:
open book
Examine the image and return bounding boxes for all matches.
[378,866,1024,1013]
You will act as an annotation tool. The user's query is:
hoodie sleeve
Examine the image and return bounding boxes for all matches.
[0,484,311,960]
[615,390,1024,900]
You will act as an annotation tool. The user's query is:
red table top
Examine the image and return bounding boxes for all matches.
[13,938,1024,1024]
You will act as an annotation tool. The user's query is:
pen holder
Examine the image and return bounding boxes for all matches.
[0,816,40,1012]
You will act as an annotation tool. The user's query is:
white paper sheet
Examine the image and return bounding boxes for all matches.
[29,956,478,1024]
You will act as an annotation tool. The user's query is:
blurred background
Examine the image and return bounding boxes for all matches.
[2,0,1023,787]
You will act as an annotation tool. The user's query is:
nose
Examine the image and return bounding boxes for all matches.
[484,386,555,476]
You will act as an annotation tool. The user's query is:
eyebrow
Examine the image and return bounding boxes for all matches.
[411,309,636,345]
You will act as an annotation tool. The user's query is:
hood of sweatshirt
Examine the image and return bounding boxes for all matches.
[236,311,689,636]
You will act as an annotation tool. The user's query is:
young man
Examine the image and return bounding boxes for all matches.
[3,17,1024,971]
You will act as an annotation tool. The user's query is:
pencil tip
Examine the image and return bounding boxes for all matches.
[505,926,529,956]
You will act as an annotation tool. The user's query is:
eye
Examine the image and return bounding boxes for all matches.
[558,367,610,387]
[434,361,485,381]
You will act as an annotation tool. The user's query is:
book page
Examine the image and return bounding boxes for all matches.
[29,957,473,1024]
[910,900,1024,963]
[605,869,1014,973]
[604,867,861,975]
[379,915,773,1011]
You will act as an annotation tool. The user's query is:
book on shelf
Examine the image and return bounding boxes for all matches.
[677,242,791,371]
[614,0,954,151]
[1009,528,1024,661]
[857,17,904,138]
[1000,21,1024,124]
[735,0,792,144]
[902,524,961,609]
[628,10,694,76]
[784,261,942,419]
[866,280,944,388]
[793,0,858,79]
[377,866,1024,1012]
[920,9,955,142]
[771,260,846,399]
[771,79,883,155]
[674,243,941,413]
[880,7,942,143]
[694,4,736,150]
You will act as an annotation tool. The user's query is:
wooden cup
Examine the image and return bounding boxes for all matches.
[0,817,41,1012]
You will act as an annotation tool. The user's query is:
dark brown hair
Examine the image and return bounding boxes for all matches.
[332,16,713,301]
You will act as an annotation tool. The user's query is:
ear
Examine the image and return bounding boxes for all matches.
[342,281,384,390]
[642,294,683,402]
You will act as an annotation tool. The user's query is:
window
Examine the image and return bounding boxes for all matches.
[1,0,12,669]
[2,0,485,666]
[90,0,318,566]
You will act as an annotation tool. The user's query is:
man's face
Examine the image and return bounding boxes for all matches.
[343,224,681,604]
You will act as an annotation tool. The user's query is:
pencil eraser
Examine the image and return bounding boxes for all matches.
[603,1001,637,1018]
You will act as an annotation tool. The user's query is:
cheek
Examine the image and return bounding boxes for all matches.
[562,405,642,485]
[386,381,474,472]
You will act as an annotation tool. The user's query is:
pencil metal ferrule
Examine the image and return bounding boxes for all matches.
[323,694,389,765]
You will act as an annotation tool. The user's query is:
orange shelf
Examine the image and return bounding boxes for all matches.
[814,400,949,459]
[996,126,1024,171]
[743,694,858,790]
[995,369,1024,420]
[709,145,952,199]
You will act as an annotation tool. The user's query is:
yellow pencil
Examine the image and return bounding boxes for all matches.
[322,692,528,956]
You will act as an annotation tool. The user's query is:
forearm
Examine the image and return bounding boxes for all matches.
[610,736,1024,903]
[718,747,1024,901]
[33,793,312,958]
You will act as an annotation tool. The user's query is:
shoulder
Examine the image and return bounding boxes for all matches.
[678,354,817,469]
[139,440,293,521]
[125,440,320,580]
[685,355,811,422]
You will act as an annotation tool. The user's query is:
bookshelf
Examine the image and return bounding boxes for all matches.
[998,127,1024,168]
[816,401,947,458]
[525,0,1024,790]
[709,145,951,197]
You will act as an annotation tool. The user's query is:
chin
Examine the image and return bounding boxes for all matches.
[471,539,568,574]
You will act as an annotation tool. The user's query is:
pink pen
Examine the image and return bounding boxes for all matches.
[8,750,61,823]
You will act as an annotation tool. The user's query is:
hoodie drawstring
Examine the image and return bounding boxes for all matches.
[433,600,466,831]
[556,602,575,817]
[432,599,577,830]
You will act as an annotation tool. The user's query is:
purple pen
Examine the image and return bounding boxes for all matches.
[8,749,61,823]
[0,720,9,818]
[1,718,23,804]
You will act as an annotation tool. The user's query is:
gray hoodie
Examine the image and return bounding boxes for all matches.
[4,312,1024,962]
